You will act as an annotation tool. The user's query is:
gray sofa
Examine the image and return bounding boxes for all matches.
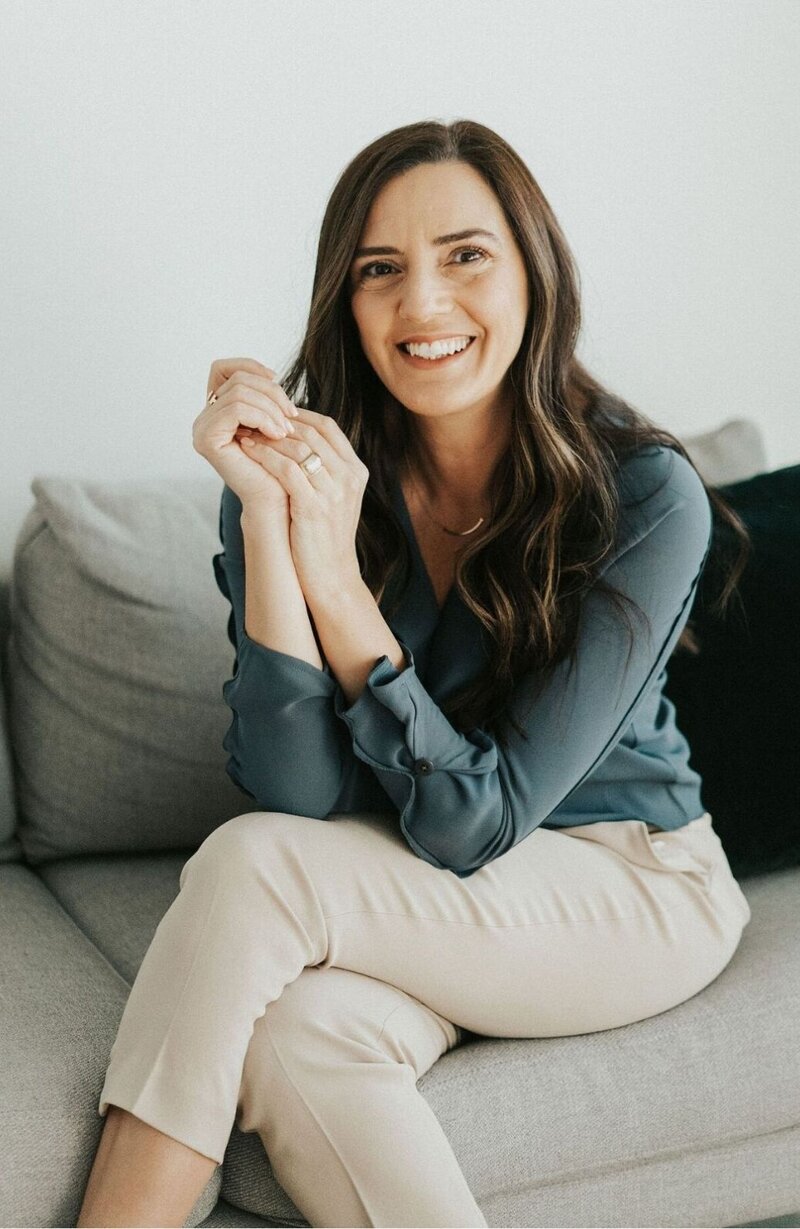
[1,417,798,1229]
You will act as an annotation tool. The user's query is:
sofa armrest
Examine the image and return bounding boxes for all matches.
[0,864,225,1227]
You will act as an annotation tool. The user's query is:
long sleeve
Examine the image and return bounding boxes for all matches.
[213,484,349,819]
[332,447,714,878]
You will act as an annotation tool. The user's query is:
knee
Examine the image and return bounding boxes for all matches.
[179,810,311,889]
[237,971,339,1132]
[240,968,401,1090]
[241,975,318,1073]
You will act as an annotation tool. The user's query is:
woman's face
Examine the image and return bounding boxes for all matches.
[349,161,531,422]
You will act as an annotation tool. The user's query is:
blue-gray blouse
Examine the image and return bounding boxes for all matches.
[212,443,713,878]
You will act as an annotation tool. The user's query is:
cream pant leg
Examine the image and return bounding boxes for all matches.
[97,808,750,1228]
[236,966,472,1228]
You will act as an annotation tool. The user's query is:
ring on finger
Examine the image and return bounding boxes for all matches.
[299,450,324,477]
[245,436,323,478]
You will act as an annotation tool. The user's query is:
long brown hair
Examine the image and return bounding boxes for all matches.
[279,119,751,749]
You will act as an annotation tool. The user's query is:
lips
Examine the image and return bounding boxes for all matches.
[396,337,477,368]
[397,336,474,352]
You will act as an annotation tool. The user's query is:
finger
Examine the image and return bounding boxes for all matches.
[282,405,358,464]
[242,435,336,497]
[213,370,299,420]
[207,357,277,402]
[212,387,295,439]
[275,418,344,474]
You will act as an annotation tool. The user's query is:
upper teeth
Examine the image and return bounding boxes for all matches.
[402,336,472,358]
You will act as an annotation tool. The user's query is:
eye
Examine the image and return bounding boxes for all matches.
[356,245,489,281]
[452,246,489,266]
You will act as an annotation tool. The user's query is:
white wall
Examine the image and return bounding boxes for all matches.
[2,0,798,574]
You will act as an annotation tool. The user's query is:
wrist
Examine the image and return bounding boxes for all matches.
[305,567,366,614]
[240,501,290,537]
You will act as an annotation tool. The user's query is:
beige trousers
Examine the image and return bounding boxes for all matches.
[97,808,751,1228]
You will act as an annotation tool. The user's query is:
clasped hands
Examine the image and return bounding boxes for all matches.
[235,376,370,607]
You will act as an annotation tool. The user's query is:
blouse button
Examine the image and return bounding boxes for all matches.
[414,758,434,775]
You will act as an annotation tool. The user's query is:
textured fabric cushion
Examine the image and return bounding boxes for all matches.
[0,576,23,863]
[680,417,768,486]
[0,862,222,1229]
[35,853,800,1228]
[38,848,192,985]
[663,463,800,878]
[7,476,249,863]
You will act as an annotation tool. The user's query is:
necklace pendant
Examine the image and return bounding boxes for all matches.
[404,462,490,537]
[441,516,485,537]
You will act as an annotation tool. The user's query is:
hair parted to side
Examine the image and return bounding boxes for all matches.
[278,118,752,749]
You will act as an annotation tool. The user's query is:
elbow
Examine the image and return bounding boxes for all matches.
[221,708,345,820]
[224,758,338,822]
[405,790,513,877]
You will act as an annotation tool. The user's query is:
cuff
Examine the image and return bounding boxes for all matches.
[224,631,338,705]
[333,636,497,776]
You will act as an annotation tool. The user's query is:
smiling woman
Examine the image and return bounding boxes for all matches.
[83,119,755,1229]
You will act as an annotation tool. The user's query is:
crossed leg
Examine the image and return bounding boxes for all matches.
[236,965,483,1228]
[96,806,747,1228]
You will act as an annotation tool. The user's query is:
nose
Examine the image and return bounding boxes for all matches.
[397,265,455,327]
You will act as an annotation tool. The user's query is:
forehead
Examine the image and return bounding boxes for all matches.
[358,161,508,241]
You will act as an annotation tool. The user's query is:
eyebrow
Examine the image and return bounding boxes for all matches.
[353,228,500,259]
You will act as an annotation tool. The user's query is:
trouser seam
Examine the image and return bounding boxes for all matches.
[323,895,723,929]
[246,1021,368,1223]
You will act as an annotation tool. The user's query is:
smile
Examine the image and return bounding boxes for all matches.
[396,336,477,369]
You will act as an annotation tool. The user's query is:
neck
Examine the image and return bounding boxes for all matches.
[402,413,510,518]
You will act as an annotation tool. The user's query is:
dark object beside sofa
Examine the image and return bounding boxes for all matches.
[663,462,800,878]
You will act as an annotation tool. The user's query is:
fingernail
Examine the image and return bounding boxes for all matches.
[284,419,295,432]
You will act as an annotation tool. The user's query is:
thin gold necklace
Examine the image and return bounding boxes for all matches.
[404,464,489,537]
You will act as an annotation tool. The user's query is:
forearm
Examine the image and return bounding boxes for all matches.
[240,504,324,670]
[306,579,406,707]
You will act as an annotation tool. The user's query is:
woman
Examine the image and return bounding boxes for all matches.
[78,119,752,1229]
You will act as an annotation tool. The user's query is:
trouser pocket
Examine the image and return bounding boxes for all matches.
[641,813,718,892]
[644,814,752,931]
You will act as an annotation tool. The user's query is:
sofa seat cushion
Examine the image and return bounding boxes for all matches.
[0,863,221,1228]
[38,854,800,1228]
[38,848,193,985]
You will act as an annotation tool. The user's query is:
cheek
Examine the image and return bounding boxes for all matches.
[483,281,527,346]
[352,301,385,355]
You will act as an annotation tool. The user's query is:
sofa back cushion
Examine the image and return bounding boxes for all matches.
[7,476,249,864]
[0,576,23,862]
